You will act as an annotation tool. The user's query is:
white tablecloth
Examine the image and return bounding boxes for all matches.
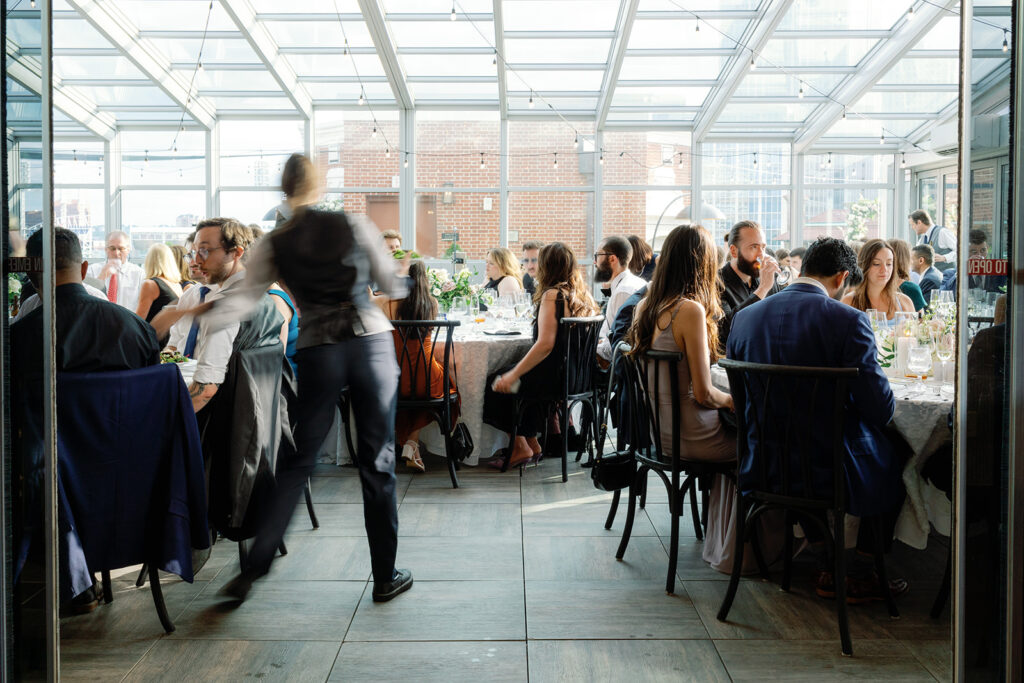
[710,365,952,548]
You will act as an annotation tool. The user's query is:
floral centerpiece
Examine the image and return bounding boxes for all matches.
[8,275,22,316]
[427,267,478,310]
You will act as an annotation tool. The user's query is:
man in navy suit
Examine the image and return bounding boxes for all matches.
[727,237,906,602]
[911,244,943,305]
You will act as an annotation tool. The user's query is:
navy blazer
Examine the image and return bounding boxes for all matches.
[726,282,901,517]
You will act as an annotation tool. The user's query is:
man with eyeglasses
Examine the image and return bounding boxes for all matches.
[86,231,144,311]
[520,240,543,296]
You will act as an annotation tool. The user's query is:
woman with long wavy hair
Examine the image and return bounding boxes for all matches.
[841,238,914,319]
[483,247,524,298]
[627,224,749,574]
[486,241,598,467]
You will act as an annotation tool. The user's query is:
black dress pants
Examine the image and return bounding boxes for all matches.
[248,332,400,585]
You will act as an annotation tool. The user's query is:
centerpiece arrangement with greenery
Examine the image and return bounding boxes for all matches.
[426,267,478,310]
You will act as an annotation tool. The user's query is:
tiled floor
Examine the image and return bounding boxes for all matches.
[60,457,952,682]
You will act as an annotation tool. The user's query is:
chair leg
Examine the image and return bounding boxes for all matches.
[238,539,249,572]
[781,512,794,592]
[605,488,621,530]
[616,476,640,560]
[717,497,749,621]
[574,401,587,463]
[279,541,288,556]
[303,478,320,529]
[873,517,900,620]
[930,545,952,619]
[560,404,569,482]
[687,478,703,542]
[834,514,853,656]
[638,472,648,510]
[444,428,460,489]
[340,394,357,460]
[666,485,681,595]
[100,570,113,604]
[148,564,175,634]
[135,563,149,588]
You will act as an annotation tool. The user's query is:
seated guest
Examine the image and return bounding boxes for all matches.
[374,260,461,472]
[86,230,145,310]
[382,230,402,254]
[887,239,927,312]
[136,243,184,323]
[626,234,655,281]
[486,242,599,467]
[595,235,645,362]
[911,244,943,303]
[728,237,906,601]
[775,248,800,283]
[521,240,543,296]
[626,224,740,573]
[717,220,782,349]
[483,247,524,298]
[171,244,196,291]
[841,239,915,320]
[789,246,806,275]
[183,231,205,283]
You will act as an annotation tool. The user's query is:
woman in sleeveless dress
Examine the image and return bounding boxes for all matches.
[482,247,523,298]
[135,243,183,324]
[171,244,196,292]
[841,239,915,319]
[486,242,598,467]
[627,224,746,573]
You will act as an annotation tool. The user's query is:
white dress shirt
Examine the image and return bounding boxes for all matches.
[191,272,245,386]
[166,281,219,351]
[86,260,145,311]
[13,283,107,322]
[909,271,921,285]
[597,269,646,360]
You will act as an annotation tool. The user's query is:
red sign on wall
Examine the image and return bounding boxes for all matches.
[967,258,1008,276]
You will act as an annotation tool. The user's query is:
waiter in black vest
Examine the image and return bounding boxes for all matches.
[910,209,957,272]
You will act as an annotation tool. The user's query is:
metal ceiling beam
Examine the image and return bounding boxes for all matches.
[357,0,414,109]
[493,0,509,118]
[220,0,313,118]
[597,0,640,129]
[66,0,217,129]
[793,0,958,154]
[692,0,796,141]
[6,37,116,140]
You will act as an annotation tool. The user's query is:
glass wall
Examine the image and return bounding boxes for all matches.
[702,142,791,248]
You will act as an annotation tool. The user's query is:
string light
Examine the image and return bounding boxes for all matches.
[553,152,558,168]
[480,152,485,168]
[900,152,907,167]
[528,91,534,108]
[798,83,805,98]
[599,150,604,165]
[72,149,77,162]
[842,108,847,120]
[827,152,832,166]
[573,134,579,150]
[372,126,377,138]
[1003,30,1009,52]
[30,0,35,7]
[197,60,203,72]
[906,5,915,21]
[144,150,149,164]
[694,18,700,32]
[385,147,391,159]
[343,39,348,56]
[450,1,456,21]
[753,152,758,166]
[879,131,886,145]
[492,51,497,65]
[750,54,756,69]
[678,153,684,168]
[358,89,365,105]
[404,153,409,168]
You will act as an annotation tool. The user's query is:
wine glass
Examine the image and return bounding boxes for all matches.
[932,329,954,387]
[906,346,932,397]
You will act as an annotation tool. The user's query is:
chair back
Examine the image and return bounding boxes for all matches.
[625,350,683,468]
[391,320,460,402]
[559,315,604,399]
[613,343,656,455]
[718,358,857,510]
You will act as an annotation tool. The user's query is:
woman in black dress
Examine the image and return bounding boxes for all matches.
[135,243,182,322]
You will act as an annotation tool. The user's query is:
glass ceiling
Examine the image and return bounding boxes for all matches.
[4,0,1011,152]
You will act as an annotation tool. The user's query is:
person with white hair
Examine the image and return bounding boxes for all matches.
[135,243,183,322]
[86,230,145,310]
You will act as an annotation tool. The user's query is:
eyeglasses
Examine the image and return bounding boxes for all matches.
[188,246,227,260]
[106,246,128,253]
[521,257,538,264]
[593,251,611,260]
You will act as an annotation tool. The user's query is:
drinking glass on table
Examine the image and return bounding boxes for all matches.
[906,346,932,396]
[450,296,468,323]
[931,329,954,386]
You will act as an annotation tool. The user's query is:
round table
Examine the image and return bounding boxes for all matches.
[710,365,952,548]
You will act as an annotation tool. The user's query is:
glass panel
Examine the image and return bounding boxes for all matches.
[284,54,387,78]
[304,82,395,101]
[629,19,751,50]
[913,16,959,50]
[263,21,372,48]
[402,53,496,77]
[917,176,938,218]
[618,55,729,81]
[734,73,846,97]
[120,131,206,186]
[121,190,207,255]
[81,86,176,107]
[803,154,894,184]
[116,0,238,31]
[54,142,104,185]
[503,38,613,64]
[218,120,306,186]
[314,110,401,189]
[879,58,959,86]
[802,188,892,243]
[778,0,906,31]
[220,190,286,230]
[506,70,604,91]
[502,0,621,30]
[17,142,44,184]
[508,121,595,187]
[970,166,996,245]
[702,189,790,248]
[53,188,106,260]
[854,91,957,115]
[146,38,262,62]
[702,143,792,185]
[208,96,296,111]
[943,172,959,233]
[389,21,495,48]
[408,82,498,100]
[53,56,146,79]
[601,190,691,249]
[508,191,593,260]
[822,117,926,139]
[610,86,711,108]
[189,69,281,91]
[415,112,500,188]
[382,0,491,11]
[759,38,880,67]
[52,18,112,49]
[601,131,692,186]
[717,102,819,123]
[415,191,500,260]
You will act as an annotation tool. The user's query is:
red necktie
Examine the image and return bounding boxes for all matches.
[107,271,119,304]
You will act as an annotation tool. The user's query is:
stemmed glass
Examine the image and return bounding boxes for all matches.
[931,329,955,388]
[906,346,932,397]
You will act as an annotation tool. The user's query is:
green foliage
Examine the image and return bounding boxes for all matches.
[845,197,879,242]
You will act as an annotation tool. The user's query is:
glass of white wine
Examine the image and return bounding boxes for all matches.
[906,346,932,397]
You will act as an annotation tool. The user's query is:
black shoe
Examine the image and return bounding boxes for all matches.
[372,569,413,603]
[218,571,256,603]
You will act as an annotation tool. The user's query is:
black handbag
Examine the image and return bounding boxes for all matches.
[590,450,636,491]
[449,419,474,462]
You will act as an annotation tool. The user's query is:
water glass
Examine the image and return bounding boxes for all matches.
[906,346,932,396]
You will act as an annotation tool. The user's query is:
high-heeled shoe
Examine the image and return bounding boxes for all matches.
[401,441,425,472]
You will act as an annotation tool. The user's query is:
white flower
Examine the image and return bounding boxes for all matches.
[7,276,21,295]
[432,287,442,296]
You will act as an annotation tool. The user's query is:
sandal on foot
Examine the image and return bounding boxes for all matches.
[402,441,425,472]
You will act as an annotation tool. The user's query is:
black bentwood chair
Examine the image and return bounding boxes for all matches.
[392,320,463,488]
[614,350,736,595]
[716,358,899,657]
[500,315,604,482]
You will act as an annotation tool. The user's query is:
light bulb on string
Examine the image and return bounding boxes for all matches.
[750,55,756,69]
[694,18,700,32]
[573,134,579,150]
[842,108,847,120]
[31,0,35,7]
[450,2,456,21]
[900,152,907,167]
[73,149,77,162]
[906,5,915,21]
[798,83,804,98]
[480,152,486,168]
[827,152,832,166]
[343,39,348,56]
[528,91,534,108]
[753,152,758,166]
[492,51,497,66]
[372,126,377,138]
[197,60,203,72]
[144,150,149,164]
[385,147,391,159]
[1003,31,1009,52]
[553,152,558,168]
[358,90,365,106]
[879,131,886,145]
[598,150,604,165]
[678,153,684,169]
[404,153,409,168]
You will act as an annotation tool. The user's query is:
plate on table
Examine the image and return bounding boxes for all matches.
[482,329,522,336]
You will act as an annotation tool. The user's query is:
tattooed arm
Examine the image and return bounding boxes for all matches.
[189,381,220,413]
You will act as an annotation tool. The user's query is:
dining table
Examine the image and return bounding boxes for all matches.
[710,364,953,549]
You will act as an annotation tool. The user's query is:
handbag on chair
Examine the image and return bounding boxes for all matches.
[449,419,474,462]
[590,450,636,491]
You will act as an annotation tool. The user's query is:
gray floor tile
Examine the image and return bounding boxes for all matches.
[124,639,341,682]
[269,536,373,581]
[902,639,952,682]
[60,639,156,682]
[715,639,937,681]
[395,536,523,580]
[528,639,729,683]
[287,503,369,537]
[345,580,525,641]
[329,641,528,682]
[519,470,616,506]
[403,473,522,504]
[397,503,522,537]
[525,580,708,640]
[522,501,657,537]
[524,536,668,581]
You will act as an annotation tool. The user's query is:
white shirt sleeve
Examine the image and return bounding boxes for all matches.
[191,317,240,385]
[86,261,145,310]
[166,285,201,351]
[937,228,958,254]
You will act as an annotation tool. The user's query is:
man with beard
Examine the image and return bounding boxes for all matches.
[595,235,645,363]
[717,220,782,350]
